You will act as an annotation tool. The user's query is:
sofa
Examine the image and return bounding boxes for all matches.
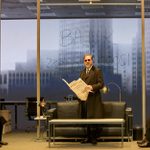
[48,100,133,140]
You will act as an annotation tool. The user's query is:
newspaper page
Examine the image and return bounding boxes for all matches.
[62,78,89,101]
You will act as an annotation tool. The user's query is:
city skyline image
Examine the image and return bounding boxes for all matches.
[1,18,150,126]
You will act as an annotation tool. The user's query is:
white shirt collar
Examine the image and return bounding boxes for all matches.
[86,65,93,72]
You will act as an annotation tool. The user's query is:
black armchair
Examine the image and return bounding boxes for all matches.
[26,97,44,120]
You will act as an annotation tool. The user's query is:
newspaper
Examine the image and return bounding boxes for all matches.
[62,78,89,101]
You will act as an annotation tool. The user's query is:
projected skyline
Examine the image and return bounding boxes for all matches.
[1,19,137,71]
[1,18,150,127]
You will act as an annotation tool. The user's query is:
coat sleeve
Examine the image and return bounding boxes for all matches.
[92,69,104,91]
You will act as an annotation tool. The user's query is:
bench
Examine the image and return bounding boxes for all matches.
[48,118,125,147]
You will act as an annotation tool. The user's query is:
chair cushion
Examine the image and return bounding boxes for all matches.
[56,101,81,119]
[103,101,126,118]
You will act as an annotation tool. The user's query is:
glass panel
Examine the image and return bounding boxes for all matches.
[145,0,150,123]
[0,0,2,98]
[0,0,146,129]
[1,20,36,101]
[40,17,142,126]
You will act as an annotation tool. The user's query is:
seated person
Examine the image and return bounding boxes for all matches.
[137,119,150,148]
[137,127,150,147]
[39,99,56,119]
[39,99,49,116]
[0,116,8,147]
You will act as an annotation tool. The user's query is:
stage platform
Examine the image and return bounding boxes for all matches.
[2,131,141,150]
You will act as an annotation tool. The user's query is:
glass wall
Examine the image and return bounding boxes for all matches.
[40,18,142,125]
[145,1,150,124]
[0,20,36,100]
[1,1,150,128]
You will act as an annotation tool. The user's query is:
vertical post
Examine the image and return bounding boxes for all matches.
[0,0,1,85]
[141,0,146,137]
[36,0,41,139]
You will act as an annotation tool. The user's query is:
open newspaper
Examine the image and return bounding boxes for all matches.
[62,78,89,101]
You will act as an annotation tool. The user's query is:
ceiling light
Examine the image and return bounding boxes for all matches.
[79,0,100,1]
[19,0,36,2]
[41,3,141,6]
[85,12,105,16]
[81,5,103,9]
[27,5,50,10]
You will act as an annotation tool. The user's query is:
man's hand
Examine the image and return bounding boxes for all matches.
[85,85,93,92]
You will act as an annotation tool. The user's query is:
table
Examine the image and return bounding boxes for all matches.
[48,118,125,147]
[0,100,56,130]
[34,116,46,120]
[34,116,47,139]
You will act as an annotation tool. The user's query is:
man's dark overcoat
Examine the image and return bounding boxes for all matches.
[80,66,104,118]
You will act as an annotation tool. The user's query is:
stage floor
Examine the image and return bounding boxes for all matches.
[3,131,140,150]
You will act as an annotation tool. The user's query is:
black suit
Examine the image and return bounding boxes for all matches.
[80,66,104,140]
[0,116,7,142]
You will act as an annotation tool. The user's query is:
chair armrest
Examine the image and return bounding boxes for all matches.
[125,107,133,140]
[46,108,56,119]
[128,114,133,135]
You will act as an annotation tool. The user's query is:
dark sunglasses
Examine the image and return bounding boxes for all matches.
[84,59,91,62]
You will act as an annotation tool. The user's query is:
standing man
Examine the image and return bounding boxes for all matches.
[80,54,104,145]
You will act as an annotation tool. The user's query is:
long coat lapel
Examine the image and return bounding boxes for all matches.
[81,69,89,82]
[81,66,95,84]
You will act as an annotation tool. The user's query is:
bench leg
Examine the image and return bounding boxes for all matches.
[48,123,51,147]
[121,123,124,147]
[53,124,55,144]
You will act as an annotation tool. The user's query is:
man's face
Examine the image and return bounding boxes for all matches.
[84,55,93,68]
